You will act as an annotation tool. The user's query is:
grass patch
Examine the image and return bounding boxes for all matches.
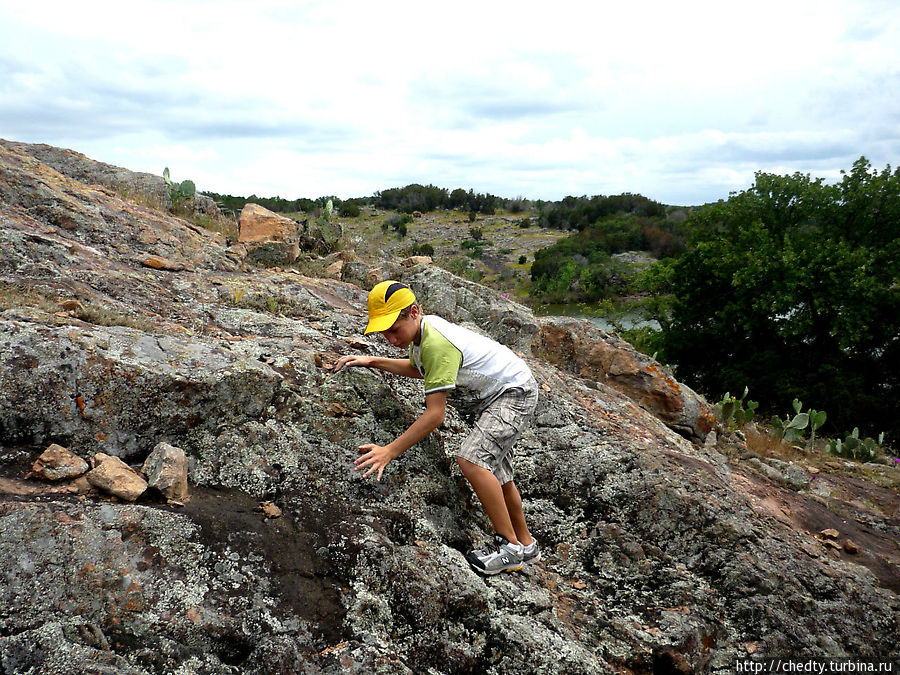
[183,212,239,244]
[74,305,156,332]
[0,281,156,332]
[0,283,59,313]
[744,425,808,463]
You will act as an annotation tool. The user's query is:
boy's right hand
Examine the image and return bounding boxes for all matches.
[333,354,374,372]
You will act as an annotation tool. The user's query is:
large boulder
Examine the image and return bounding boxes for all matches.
[2,140,897,673]
[533,316,715,441]
[0,140,239,273]
[238,203,300,265]
[5,140,220,218]
[403,264,539,353]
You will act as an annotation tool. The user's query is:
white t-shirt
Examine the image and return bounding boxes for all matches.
[408,315,533,415]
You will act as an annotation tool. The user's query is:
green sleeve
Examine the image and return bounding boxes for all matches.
[420,326,462,394]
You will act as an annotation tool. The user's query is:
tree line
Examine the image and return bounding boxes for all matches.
[203,184,530,218]
[372,184,506,214]
[202,186,497,218]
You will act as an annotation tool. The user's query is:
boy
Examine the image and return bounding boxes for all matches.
[333,280,540,575]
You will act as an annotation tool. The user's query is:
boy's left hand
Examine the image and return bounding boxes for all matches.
[354,444,396,482]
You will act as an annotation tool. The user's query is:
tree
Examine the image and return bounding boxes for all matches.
[657,158,900,440]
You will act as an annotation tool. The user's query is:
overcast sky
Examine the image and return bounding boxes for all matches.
[1,0,898,205]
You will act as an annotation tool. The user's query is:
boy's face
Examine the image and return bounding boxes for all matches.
[380,305,420,349]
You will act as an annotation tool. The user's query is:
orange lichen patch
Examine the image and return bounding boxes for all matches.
[319,642,349,657]
[75,395,87,416]
[55,511,82,525]
[696,409,716,435]
[644,363,682,394]
[124,595,145,612]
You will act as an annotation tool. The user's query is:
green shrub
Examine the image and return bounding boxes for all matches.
[826,429,885,462]
[461,238,491,259]
[409,242,435,257]
[506,197,528,213]
[714,387,759,430]
[163,167,195,209]
[339,202,362,217]
[385,213,413,230]
[384,213,412,237]
[445,257,470,277]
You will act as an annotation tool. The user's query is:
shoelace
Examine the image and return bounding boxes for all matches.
[476,539,503,556]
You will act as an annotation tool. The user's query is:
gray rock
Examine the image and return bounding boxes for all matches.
[403,264,539,353]
[142,442,189,501]
[748,458,812,491]
[0,320,282,459]
[782,463,812,490]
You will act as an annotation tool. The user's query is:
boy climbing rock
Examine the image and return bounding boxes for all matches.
[334,280,540,575]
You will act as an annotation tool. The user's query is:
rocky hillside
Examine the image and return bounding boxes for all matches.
[0,139,897,675]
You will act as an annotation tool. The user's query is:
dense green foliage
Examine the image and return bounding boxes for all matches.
[338,200,363,217]
[656,158,899,440]
[529,193,687,301]
[407,242,435,256]
[374,184,502,214]
[530,231,626,301]
[381,213,412,238]
[537,192,667,230]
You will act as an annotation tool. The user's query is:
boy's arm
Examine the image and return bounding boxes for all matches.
[334,354,422,378]
[355,390,447,481]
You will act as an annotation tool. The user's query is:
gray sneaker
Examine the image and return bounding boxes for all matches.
[466,534,523,575]
[522,538,541,563]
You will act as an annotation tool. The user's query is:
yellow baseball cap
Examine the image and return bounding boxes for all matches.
[365,280,416,334]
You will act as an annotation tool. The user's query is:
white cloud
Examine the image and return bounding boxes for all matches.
[1,0,898,203]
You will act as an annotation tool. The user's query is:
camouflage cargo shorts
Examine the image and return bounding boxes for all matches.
[456,378,539,485]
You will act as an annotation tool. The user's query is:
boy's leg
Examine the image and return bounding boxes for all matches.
[501,481,533,548]
[457,380,538,550]
[456,457,519,545]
